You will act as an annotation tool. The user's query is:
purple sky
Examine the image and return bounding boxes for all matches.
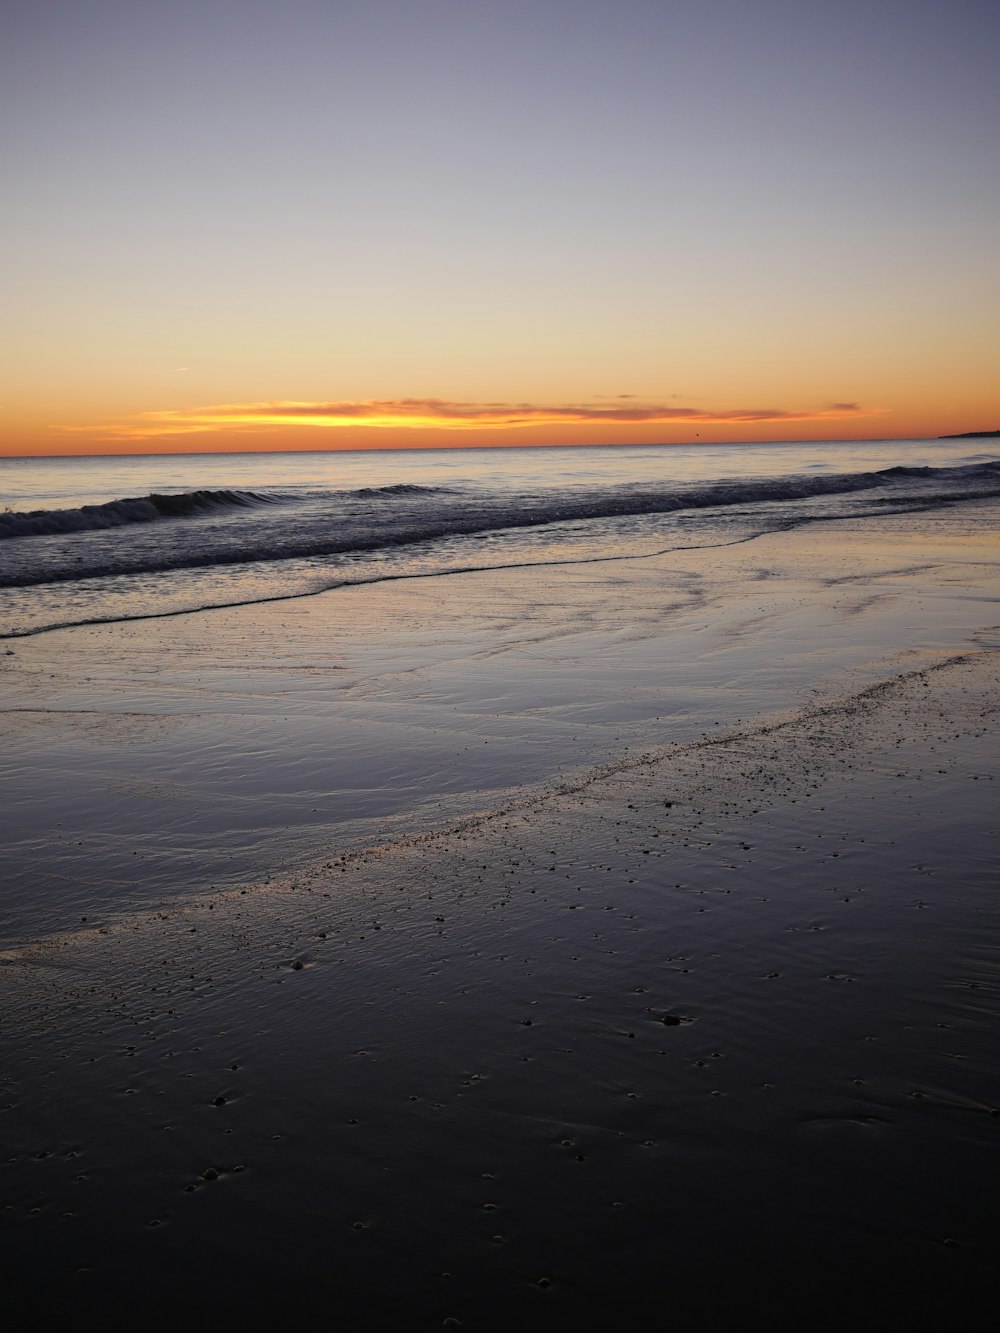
[3,0,998,452]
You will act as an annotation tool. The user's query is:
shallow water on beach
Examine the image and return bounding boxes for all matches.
[1,492,998,943]
[2,438,996,637]
[1,440,998,942]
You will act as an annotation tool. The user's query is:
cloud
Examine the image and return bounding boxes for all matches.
[61,397,878,441]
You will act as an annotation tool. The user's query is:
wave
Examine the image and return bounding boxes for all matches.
[352,483,449,497]
[0,488,280,540]
[2,460,998,592]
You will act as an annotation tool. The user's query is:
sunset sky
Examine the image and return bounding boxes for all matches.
[3,0,998,456]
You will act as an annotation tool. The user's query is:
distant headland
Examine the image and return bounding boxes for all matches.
[939,429,1000,439]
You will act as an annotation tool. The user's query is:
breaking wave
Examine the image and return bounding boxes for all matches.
[1,460,998,606]
[352,483,449,497]
[0,488,280,540]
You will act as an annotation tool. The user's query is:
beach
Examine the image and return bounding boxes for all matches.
[7,0,1000,1321]
[2,469,998,1328]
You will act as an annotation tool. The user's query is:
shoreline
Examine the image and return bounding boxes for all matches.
[3,504,998,945]
[4,645,998,1327]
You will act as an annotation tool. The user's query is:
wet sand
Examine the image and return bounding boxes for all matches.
[4,652,999,1328]
[3,507,997,938]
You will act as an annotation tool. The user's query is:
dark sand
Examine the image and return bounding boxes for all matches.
[3,648,998,1330]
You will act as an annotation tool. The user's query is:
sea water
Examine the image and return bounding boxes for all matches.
[2,438,998,940]
[2,438,998,638]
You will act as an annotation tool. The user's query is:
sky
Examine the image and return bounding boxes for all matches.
[2,0,998,456]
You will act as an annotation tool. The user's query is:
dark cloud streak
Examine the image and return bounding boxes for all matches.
[66,397,876,441]
[201,398,871,426]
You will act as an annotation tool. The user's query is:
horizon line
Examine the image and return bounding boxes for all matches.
[0,432,955,463]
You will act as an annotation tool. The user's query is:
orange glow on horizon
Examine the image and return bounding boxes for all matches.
[4,395,994,459]
[43,396,880,446]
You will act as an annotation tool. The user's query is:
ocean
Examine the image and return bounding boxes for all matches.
[2,437,998,942]
[2,437,998,639]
